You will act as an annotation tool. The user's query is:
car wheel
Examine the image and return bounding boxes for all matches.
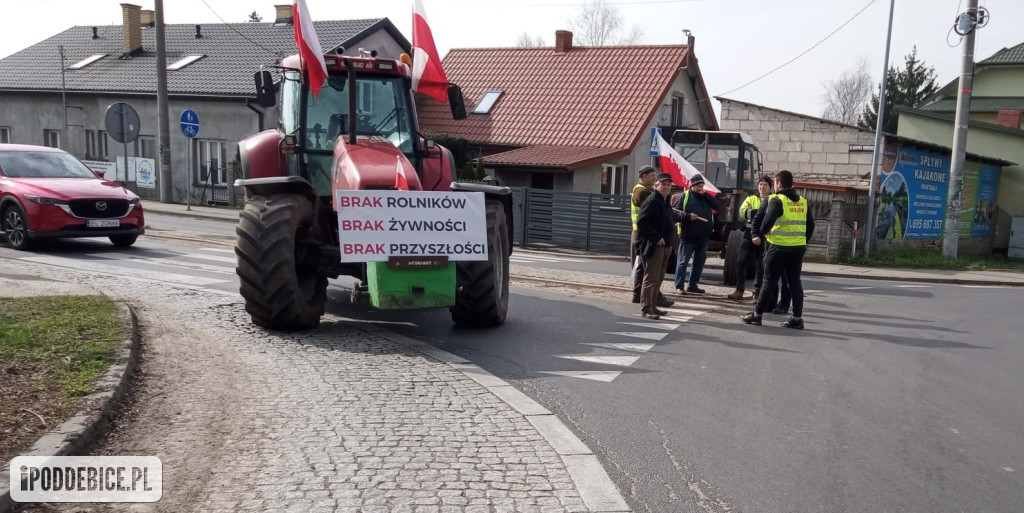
[109,234,138,247]
[2,204,33,251]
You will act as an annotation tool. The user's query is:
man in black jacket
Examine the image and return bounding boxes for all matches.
[636,173,677,319]
[673,173,715,294]
[631,165,673,308]
[741,170,815,329]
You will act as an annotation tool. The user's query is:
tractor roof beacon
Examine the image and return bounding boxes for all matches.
[234,50,512,331]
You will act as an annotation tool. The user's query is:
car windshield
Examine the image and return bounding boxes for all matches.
[0,151,97,178]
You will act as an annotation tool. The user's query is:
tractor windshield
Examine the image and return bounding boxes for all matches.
[676,143,742,189]
[281,70,416,195]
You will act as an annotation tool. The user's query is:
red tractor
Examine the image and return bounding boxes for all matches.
[234,51,511,331]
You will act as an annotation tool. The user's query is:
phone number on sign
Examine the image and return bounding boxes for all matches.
[909,219,942,230]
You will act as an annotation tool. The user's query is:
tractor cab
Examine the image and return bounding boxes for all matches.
[669,129,762,228]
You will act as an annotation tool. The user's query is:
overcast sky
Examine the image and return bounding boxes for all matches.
[2,0,1020,122]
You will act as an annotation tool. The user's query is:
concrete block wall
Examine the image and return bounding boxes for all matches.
[720,99,878,182]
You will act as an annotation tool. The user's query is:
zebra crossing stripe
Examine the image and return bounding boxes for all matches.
[842,286,873,290]
[538,371,621,382]
[617,322,680,330]
[604,332,668,341]
[657,315,693,322]
[895,284,930,288]
[555,355,641,367]
[582,342,656,353]
[20,255,227,285]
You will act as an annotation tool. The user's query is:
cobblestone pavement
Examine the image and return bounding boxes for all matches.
[3,258,589,513]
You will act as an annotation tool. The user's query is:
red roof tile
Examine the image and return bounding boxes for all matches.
[418,44,694,153]
[481,145,629,170]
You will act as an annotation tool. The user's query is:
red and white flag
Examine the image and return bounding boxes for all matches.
[655,132,720,196]
[411,0,449,103]
[395,156,410,190]
[293,0,327,95]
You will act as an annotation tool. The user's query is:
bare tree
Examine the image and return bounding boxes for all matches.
[568,0,644,46]
[822,59,872,125]
[514,32,545,48]
[247,10,262,22]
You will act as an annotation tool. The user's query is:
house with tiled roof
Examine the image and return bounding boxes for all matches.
[417,30,718,194]
[0,3,409,203]
[897,40,1024,252]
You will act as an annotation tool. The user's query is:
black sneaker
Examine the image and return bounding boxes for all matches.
[781,317,804,329]
[686,287,706,294]
[740,312,762,325]
[771,307,789,315]
[631,296,641,304]
[656,296,675,308]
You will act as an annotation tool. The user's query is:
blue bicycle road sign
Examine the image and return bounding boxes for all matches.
[180,109,200,139]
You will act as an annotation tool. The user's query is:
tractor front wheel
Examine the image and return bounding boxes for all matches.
[450,199,510,327]
[235,193,327,331]
[722,228,744,286]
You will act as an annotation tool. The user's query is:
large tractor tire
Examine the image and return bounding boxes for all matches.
[235,193,327,331]
[722,228,744,286]
[451,199,510,327]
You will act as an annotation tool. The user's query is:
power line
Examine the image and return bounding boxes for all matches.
[718,0,876,97]
[197,0,282,57]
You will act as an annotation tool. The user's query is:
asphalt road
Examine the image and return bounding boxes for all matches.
[2,221,1022,512]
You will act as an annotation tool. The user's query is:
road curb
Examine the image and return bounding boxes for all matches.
[0,302,141,513]
[360,326,633,513]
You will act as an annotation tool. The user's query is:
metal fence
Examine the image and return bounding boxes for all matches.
[511,188,632,255]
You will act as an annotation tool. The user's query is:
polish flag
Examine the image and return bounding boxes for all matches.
[655,132,720,196]
[395,156,410,190]
[293,0,328,95]
[411,0,449,103]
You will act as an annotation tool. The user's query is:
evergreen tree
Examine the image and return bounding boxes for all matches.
[859,47,939,133]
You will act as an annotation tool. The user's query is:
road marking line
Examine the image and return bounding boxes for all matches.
[168,251,237,264]
[538,370,621,382]
[660,308,706,316]
[618,321,680,330]
[555,355,641,367]
[20,255,227,286]
[603,332,667,341]
[658,315,693,322]
[961,285,1006,289]
[895,284,930,288]
[83,253,234,275]
[583,342,656,353]
[842,286,873,290]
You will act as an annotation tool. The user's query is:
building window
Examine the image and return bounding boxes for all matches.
[0,127,10,144]
[43,129,60,148]
[97,131,109,159]
[139,136,156,159]
[85,130,97,159]
[671,96,686,127]
[601,164,627,195]
[193,139,227,186]
[473,90,502,114]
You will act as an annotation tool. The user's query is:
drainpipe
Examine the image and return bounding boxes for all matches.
[245,99,265,132]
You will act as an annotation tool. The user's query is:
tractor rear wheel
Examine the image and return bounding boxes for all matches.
[723,228,744,286]
[451,199,510,327]
[235,193,327,331]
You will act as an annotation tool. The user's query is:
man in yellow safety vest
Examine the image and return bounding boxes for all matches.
[741,170,815,329]
[727,175,772,301]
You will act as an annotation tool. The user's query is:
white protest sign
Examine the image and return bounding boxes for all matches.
[81,160,117,180]
[336,190,488,262]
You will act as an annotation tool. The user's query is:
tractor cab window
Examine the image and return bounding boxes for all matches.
[303,74,414,155]
[676,143,740,189]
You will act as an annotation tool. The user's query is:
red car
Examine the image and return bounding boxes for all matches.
[0,144,145,250]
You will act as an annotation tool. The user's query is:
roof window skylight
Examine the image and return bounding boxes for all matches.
[68,54,106,70]
[473,90,503,114]
[167,55,205,70]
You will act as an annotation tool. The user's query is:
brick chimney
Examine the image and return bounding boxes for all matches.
[997,109,1022,129]
[275,4,294,24]
[554,30,573,54]
[140,9,155,27]
[120,3,143,56]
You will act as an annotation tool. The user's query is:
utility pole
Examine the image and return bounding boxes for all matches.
[863,0,895,256]
[943,0,982,259]
[59,45,68,130]
[155,0,174,203]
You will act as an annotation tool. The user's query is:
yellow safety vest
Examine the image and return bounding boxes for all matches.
[630,182,648,231]
[740,195,762,225]
[766,194,808,246]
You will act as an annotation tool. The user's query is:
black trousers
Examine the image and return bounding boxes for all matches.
[736,237,764,292]
[755,245,805,317]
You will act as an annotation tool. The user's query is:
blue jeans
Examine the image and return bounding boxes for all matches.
[675,240,708,290]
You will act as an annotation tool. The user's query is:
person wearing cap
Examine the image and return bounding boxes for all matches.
[672,173,715,294]
[635,173,677,319]
[728,175,772,301]
[630,165,673,308]
[741,169,815,329]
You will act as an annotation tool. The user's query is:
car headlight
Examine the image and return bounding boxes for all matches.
[24,195,67,205]
[128,197,141,205]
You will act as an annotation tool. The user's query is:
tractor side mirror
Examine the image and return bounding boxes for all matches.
[448,84,467,120]
[254,70,277,108]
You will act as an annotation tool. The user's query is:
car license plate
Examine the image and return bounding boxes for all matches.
[86,219,120,228]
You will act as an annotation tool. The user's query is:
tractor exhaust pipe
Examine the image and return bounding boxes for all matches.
[346,58,357,145]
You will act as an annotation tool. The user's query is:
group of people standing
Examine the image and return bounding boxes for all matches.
[630,166,813,328]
